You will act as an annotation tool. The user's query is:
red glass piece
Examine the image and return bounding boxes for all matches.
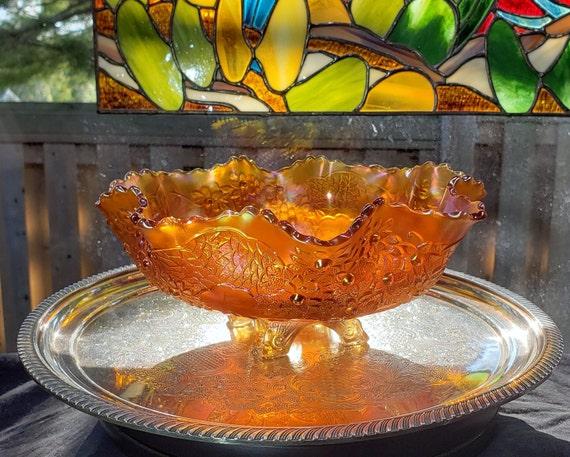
[476,12,495,35]
[497,0,544,17]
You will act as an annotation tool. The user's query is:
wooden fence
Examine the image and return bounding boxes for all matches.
[0,103,569,351]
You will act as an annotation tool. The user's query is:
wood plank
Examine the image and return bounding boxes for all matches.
[130,145,151,171]
[440,116,477,273]
[544,122,570,340]
[493,121,545,295]
[0,103,439,149]
[363,149,419,167]
[464,141,502,280]
[0,143,31,352]
[150,145,204,170]
[203,147,250,167]
[23,144,52,306]
[93,144,132,272]
[44,143,82,291]
[0,281,4,352]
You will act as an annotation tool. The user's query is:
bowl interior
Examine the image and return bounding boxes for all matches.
[120,158,483,240]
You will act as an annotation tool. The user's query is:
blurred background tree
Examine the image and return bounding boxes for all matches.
[0,0,95,101]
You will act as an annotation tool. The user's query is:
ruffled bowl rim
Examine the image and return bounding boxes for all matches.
[97,156,486,247]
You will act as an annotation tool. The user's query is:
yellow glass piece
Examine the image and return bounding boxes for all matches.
[216,0,252,82]
[351,0,404,37]
[188,0,217,6]
[362,71,435,112]
[286,57,367,112]
[307,0,351,25]
[256,0,308,92]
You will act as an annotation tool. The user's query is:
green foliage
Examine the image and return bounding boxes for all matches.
[543,41,570,109]
[389,0,457,66]
[454,0,494,48]
[172,0,216,88]
[0,0,94,101]
[117,0,183,110]
[488,19,539,113]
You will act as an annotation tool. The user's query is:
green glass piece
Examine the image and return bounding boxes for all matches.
[117,0,184,111]
[488,19,539,114]
[172,0,216,88]
[351,0,404,37]
[544,41,570,109]
[455,0,494,47]
[388,0,457,66]
[105,0,121,10]
[285,57,367,112]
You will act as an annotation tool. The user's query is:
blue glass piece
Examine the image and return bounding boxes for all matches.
[243,0,276,31]
[250,59,262,73]
[533,0,570,18]
[497,11,553,30]
[243,0,256,28]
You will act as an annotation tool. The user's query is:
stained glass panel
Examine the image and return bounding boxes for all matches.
[94,0,570,114]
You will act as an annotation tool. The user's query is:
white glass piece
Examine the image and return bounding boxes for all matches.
[185,88,270,112]
[528,35,569,73]
[447,57,493,98]
[98,56,139,90]
[297,52,334,81]
[369,68,386,87]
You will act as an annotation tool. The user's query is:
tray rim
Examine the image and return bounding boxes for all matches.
[17,265,564,445]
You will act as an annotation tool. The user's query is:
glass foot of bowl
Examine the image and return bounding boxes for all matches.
[227,315,369,359]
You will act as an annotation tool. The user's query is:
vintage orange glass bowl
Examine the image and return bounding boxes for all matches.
[97,156,486,358]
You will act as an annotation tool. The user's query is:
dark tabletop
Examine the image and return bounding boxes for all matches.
[1,352,569,457]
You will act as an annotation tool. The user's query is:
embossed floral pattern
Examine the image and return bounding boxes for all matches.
[97,156,485,322]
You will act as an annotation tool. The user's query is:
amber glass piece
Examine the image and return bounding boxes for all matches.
[308,0,351,25]
[436,85,500,112]
[242,71,288,112]
[546,14,570,35]
[95,9,115,38]
[216,0,252,82]
[99,156,485,321]
[97,72,155,111]
[200,8,215,40]
[362,71,435,112]
[532,87,565,113]
[307,39,403,71]
[256,0,308,92]
[98,157,485,357]
[183,101,234,112]
[148,2,173,41]
[244,27,262,48]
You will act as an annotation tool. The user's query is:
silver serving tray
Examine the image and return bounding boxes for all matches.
[18,266,563,457]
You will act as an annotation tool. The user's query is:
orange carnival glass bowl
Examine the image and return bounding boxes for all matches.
[97,156,486,358]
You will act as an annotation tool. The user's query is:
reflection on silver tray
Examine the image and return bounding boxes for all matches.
[18,266,562,446]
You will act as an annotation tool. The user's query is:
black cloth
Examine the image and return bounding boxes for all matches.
[1,353,569,457]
